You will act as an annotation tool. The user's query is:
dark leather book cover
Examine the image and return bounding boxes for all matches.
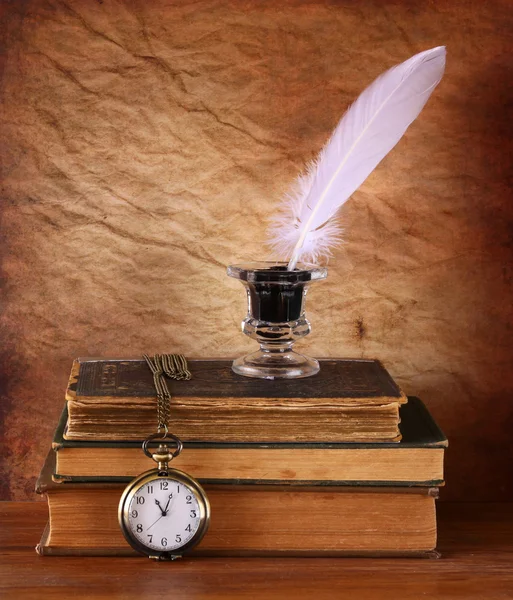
[67,357,407,401]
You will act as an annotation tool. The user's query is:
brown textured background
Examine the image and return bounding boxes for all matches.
[1,0,512,501]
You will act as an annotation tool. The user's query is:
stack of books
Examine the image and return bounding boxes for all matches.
[36,358,447,557]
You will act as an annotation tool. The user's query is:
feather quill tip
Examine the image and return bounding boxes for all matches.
[267,161,344,266]
[267,213,343,266]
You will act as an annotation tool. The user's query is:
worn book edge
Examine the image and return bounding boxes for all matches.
[37,449,442,494]
[36,454,441,558]
[53,396,447,450]
[35,528,441,559]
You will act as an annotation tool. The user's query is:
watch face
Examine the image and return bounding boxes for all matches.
[120,471,209,555]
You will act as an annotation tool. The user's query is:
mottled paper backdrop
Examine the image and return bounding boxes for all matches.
[1,0,512,500]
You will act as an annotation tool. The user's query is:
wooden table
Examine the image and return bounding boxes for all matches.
[1,502,512,599]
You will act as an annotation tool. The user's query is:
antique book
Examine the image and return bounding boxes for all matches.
[64,358,407,443]
[53,396,446,485]
[36,452,439,558]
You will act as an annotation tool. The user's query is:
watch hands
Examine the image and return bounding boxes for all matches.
[152,494,174,526]
[146,514,164,531]
[154,499,166,516]
[163,493,174,514]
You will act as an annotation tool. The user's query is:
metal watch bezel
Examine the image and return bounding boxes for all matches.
[118,467,210,560]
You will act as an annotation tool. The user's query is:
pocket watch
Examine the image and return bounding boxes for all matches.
[118,354,210,560]
[119,433,210,560]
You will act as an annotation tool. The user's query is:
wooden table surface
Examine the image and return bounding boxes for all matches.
[1,502,512,600]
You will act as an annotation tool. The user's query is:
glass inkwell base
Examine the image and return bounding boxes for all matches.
[227,262,327,380]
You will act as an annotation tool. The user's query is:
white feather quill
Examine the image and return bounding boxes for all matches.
[268,46,446,270]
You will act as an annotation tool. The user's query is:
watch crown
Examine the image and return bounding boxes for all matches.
[152,444,174,469]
